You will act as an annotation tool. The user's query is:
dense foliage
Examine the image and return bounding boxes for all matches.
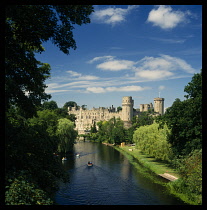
[5,5,93,205]
[156,71,202,156]
[133,123,173,161]
[96,118,125,144]
[168,149,202,205]
[56,118,78,154]
[5,5,94,118]
[5,109,69,205]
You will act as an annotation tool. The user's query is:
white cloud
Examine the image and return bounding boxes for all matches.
[88,56,135,71]
[86,87,105,93]
[66,70,82,77]
[78,75,100,80]
[45,89,70,94]
[161,54,196,73]
[86,85,150,93]
[136,70,173,80]
[97,59,135,71]
[137,56,174,70]
[92,5,139,25]
[147,5,191,29]
[66,70,99,80]
[46,54,196,94]
[134,54,196,80]
[87,56,114,64]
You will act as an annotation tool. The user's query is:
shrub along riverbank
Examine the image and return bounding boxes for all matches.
[114,145,201,205]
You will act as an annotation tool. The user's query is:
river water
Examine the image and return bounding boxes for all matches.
[55,142,185,205]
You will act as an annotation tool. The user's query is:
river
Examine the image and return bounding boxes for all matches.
[55,142,185,205]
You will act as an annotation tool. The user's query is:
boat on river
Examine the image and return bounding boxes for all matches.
[76,153,80,157]
[62,157,67,161]
[87,161,93,167]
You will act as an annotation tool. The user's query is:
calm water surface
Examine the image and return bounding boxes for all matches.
[55,142,185,205]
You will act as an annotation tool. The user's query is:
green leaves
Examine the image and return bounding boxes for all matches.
[5,170,54,205]
[156,71,202,156]
[133,123,173,161]
[56,118,77,154]
[5,5,94,118]
[96,118,126,144]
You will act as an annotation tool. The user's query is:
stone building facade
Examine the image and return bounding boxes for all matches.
[68,96,164,134]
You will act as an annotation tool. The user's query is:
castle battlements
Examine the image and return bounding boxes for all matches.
[68,96,164,134]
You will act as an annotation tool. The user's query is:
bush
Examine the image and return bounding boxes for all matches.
[5,170,53,205]
[168,149,202,205]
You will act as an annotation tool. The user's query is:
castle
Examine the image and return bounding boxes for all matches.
[68,96,164,134]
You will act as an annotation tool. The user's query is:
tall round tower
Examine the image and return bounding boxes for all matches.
[154,97,164,115]
[122,96,134,128]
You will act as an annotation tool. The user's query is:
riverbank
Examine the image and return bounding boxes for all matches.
[113,145,199,205]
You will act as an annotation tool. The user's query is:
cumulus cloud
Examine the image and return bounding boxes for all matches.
[46,54,196,94]
[86,85,151,93]
[92,5,139,25]
[134,54,196,80]
[88,56,135,71]
[147,5,191,29]
[136,70,173,80]
[88,54,196,81]
[97,59,135,71]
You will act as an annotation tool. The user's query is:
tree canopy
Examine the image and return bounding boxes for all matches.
[156,70,202,156]
[42,100,58,110]
[5,5,94,118]
[56,118,77,154]
[5,5,93,204]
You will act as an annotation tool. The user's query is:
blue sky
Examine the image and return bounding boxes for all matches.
[35,5,202,110]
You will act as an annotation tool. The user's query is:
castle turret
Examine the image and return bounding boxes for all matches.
[122,96,134,128]
[154,97,164,115]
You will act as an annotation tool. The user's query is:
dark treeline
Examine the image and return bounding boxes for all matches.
[5,5,94,205]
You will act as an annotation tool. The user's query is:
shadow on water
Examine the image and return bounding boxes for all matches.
[56,142,186,205]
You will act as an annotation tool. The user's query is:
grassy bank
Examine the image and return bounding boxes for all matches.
[114,145,199,205]
[117,146,179,177]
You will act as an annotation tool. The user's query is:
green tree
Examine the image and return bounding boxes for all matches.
[117,106,122,112]
[42,100,58,110]
[96,118,125,144]
[5,110,69,201]
[133,123,173,161]
[133,112,154,128]
[56,118,77,154]
[90,121,97,133]
[63,101,78,110]
[5,170,54,205]
[156,71,202,156]
[5,5,94,118]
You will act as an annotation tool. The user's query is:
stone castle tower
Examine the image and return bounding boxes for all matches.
[154,97,164,115]
[121,96,134,128]
[68,96,164,134]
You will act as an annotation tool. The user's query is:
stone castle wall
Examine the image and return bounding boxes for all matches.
[68,96,164,134]
[68,106,122,134]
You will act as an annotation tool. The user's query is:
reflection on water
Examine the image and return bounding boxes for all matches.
[56,142,185,205]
